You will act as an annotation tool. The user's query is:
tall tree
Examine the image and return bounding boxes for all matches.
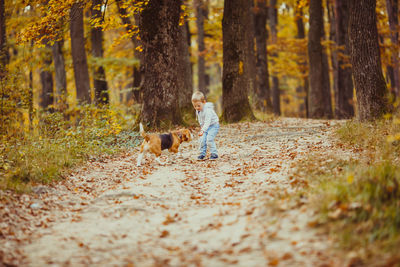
[308,0,333,118]
[269,0,280,116]
[0,0,8,80]
[295,0,308,117]
[254,0,272,112]
[52,39,68,111]
[195,0,208,95]
[222,0,255,122]
[139,0,182,128]
[91,0,109,105]
[70,2,91,104]
[39,44,54,111]
[386,0,399,99]
[178,21,194,113]
[349,0,388,121]
[334,0,354,119]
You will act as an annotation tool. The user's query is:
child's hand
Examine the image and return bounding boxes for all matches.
[198,130,204,136]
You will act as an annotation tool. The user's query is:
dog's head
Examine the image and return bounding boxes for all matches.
[175,129,193,143]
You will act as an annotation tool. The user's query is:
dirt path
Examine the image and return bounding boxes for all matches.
[1,118,347,266]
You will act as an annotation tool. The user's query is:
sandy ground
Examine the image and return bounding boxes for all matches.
[1,118,349,266]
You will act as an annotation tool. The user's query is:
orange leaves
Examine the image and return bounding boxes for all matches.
[162,214,180,225]
[160,230,169,238]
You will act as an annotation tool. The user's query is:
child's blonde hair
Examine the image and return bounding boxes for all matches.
[191,91,205,102]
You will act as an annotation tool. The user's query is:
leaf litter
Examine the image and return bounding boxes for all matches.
[0,118,351,266]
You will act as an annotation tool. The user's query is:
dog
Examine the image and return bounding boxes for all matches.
[136,123,193,166]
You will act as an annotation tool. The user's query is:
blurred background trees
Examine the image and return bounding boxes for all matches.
[0,0,399,132]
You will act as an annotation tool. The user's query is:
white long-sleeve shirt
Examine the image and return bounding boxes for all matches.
[196,102,219,132]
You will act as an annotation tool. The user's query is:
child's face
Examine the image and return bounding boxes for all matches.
[192,100,205,111]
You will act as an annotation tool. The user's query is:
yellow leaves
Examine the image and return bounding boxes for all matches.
[386,117,400,143]
[238,61,244,75]
[387,133,400,143]
[347,173,354,184]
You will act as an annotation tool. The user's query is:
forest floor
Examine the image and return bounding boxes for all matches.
[1,118,356,266]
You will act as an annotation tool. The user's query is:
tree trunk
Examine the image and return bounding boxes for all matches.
[295,0,308,118]
[334,0,354,119]
[70,3,91,104]
[178,21,194,113]
[327,1,338,111]
[269,0,280,116]
[195,0,208,95]
[91,0,109,105]
[308,0,333,118]
[349,0,388,121]
[222,0,255,122]
[139,0,182,128]
[39,45,54,111]
[28,41,34,129]
[386,0,399,99]
[52,39,68,111]
[0,0,8,80]
[254,0,272,112]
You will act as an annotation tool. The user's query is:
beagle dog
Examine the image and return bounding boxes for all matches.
[136,123,193,166]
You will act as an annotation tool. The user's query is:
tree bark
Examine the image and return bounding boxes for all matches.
[295,0,308,118]
[254,0,272,112]
[269,0,280,116]
[139,0,183,128]
[91,0,109,105]
[0,0,8,80]
[308,0,333,118]
[28,41,34,129]
[222,0,255,122]
[70,3,91,104]
[178,21,194,113]
[39,44,54,111]
[386,0,399,99]
[349,0,388,121]
[195,0,208,95]
[334,0,354,119]
[52,39,68,111]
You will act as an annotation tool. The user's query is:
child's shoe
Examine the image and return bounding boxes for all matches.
[197,155,206,160]
[210,154,218,160]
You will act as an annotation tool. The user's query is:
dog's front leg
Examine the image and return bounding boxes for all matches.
[137,152,145,167]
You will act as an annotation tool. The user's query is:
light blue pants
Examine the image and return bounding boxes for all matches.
[199,123,219,157]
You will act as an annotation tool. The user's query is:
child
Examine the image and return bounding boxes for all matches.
[191,91,220,160]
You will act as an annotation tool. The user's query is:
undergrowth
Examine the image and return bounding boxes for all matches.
[294,118,400,264]
[0,105,140,192]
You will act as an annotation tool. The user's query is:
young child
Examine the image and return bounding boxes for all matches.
[191,91,220,160]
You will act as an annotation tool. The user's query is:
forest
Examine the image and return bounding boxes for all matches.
[1,0,400,266]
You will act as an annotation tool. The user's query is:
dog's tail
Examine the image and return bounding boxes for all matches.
[139,123,150,141]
